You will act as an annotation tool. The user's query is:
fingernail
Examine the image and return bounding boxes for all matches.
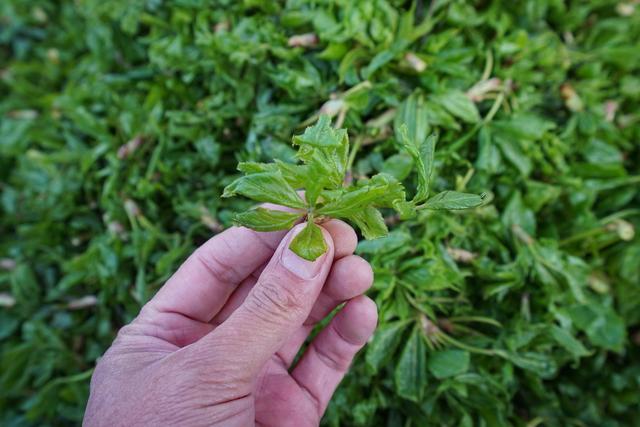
[280,226,327,279]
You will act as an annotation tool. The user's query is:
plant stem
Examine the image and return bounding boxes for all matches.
[346,135,363,172]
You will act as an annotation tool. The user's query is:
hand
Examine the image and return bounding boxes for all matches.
[83,220,377,427]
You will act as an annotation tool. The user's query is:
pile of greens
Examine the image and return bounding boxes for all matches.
[1,0,639,425]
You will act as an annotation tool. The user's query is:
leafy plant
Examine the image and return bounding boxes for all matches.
[223,116,484,260]
[1,1,639,426]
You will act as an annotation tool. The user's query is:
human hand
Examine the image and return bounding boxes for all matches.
[83,219,377,426]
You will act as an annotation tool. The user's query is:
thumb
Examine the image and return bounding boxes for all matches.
[196,223,334,378]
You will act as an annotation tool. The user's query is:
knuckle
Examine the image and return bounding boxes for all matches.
[246,276,307,321]
[193,242,243,285]
[313,340,351,372]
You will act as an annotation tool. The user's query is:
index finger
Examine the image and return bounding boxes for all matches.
[148,226,287,323]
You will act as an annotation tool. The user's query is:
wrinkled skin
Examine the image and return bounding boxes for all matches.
[84,220,377,427]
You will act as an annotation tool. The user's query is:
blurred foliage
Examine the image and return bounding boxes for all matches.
[1,0,639,425]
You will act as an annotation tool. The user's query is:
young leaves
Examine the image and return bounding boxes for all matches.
[399,124,435,204]
[233,208,303,232]
[395,327,428,402]
[222,171,305,209]
[223,116,485,260]
[289,222,327,261]
[422,191,486,210]
[399,125,484,210]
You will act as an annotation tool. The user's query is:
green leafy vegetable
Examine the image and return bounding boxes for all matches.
[421,191,486,210]
[289,221,328,262]
[223,116,483,260]
[233,208,303,232]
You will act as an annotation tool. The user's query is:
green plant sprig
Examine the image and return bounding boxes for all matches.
[222,115,485,261]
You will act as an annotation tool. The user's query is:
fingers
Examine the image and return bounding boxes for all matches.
[321,219,358,259]
[147,227,287,323]
[210,255,373,365]
[306,255,373,325]
[292,296,378,417]
[211,219,359,325]
[275,255,374,365]
[195,223,335,378]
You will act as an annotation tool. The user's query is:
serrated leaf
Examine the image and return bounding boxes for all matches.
[351,206,388,240]
[222,171,306,209]
[274,160,308,189]
[400,127,436,203]
[233,208,303,232]
[316,176,403,218]
[237,162,277,174]
[395,327,427,402]
[292,115,346,148]
[393,199,417,220]
[292,115,349,203]
[422,191,485,210]
[289,221,327,261]
[238,161,308,189]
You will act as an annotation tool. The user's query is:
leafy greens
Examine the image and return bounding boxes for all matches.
[222,116,484,260]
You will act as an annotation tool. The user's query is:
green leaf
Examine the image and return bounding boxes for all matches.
[233,208,303,232]
[316,174,404,218]
[222,171,306,209]
[292,115,350,202]
[400,127,436,203]
[357,230,412,255]
[567,304,626,352]
[427,350,470,379]
[292,115,346,148]
[366,321,409,373]
[238,161,308,189]
[549,325,591,359]
[289,222,327,261]
[381,153,414,180]
[503,351,558,379]
[351,206,388,240]
[237,162,277,174]
[395,327,427,402]
[394,92,430,144]
[422,191,485,210]
[434,90,480,123]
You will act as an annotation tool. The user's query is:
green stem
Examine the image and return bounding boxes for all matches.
[592,175,640,191]
[447,123,482,153]
[481,49,493,81]
[483,91,504,123]
[439,333,504,356]
[447,89,505,153]
[449,316,503,328]
[559,227,607,247]
[560,209,640,247]
[346,136,363,172]
[600,208,640,223]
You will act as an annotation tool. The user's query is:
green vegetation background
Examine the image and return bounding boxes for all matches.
[1,0,639,425]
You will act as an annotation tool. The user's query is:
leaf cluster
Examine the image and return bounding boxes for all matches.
[223,116,484,260]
